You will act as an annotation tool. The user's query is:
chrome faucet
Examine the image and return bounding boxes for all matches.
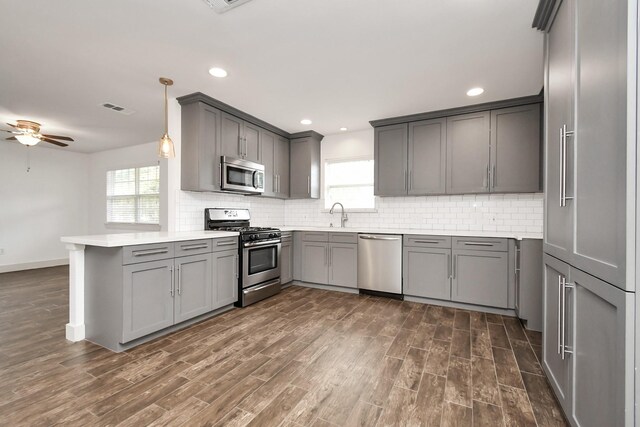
[329,202,348,228]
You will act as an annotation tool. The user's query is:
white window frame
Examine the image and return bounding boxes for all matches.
[105,164,161,229]
[322,155,377,213]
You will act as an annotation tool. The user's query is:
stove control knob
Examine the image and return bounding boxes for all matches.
[269,233,275,238]
[250,235,257,240]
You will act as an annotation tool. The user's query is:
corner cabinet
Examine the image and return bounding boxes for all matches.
[543,254,634,426]
[289,132,323,199]
[372,100,542,197]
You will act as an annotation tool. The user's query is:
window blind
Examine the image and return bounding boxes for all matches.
[106,165,160,224]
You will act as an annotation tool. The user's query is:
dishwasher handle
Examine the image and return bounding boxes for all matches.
[359,235,401,241]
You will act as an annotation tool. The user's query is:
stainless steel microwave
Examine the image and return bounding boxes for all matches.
[220,156,265,194]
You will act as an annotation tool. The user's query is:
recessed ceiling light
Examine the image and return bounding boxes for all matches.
[208,67,228,78]
[300,119,312,125]
[340,127,348,131]
[466,87,484,97]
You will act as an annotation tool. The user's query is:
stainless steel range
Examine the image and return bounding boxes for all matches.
[204,208,281,307]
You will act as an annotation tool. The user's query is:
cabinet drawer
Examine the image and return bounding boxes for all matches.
[329,233,358,244]
[300,232,329,242]
[174,239,212,257]
[452,237,508,252]
[404,235,452,248]
[212,237,239,252]
[123,243,174,265]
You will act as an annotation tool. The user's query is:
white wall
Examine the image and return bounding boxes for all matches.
[0,141,89,271]
[88,142,168,234]
[284,129,544,234]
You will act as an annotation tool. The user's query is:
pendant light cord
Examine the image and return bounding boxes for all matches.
[164,83,169,135]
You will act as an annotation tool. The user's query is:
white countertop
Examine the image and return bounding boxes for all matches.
[61,230,239,248]
[278,226,542,240]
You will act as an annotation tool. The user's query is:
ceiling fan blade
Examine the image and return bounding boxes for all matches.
[6,122,17,128]
[5,136,17,140]
[42,134,74,141]
[1,129,16,133]
[41,137,68,147]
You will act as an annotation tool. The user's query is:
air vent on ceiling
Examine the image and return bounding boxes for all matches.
[202,0,254,14]
[100,102,135,115]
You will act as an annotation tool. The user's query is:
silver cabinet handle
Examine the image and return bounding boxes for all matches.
[177,265,182,295]
[404,170,408,191]
[559,127,564,207]
[235,254,239,279]
[328,246,332,267]
[216,240,237,246]
[561,278,575,359]
[307,176,311,195]
[560,124,574,207]
[169,266,174,296]
[359,235,401,241]
[408,170,412,191]
[483,164,489,189]
[557,275,562,355]
[324,246,328,266]
[452,255,457,279]
[447,253,451,278]
[462,241,494,247]
[244,137,248,158]
[414,240,441,244]
[238,135,243,157]
[492,165,496,188]
[180,244,208,251]
[133,248,169,257]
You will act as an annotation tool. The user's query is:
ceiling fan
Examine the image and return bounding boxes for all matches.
[2,120,74,147]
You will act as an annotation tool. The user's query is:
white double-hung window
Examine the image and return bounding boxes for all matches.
[324,158,375,210]
[106,165,160,225]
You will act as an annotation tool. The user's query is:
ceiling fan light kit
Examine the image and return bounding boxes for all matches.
[158,77,175,159]
[3,119,73,147]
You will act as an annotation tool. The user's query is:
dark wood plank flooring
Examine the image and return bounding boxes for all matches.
[0,266,568,426]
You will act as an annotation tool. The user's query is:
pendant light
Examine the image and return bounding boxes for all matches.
[158,77,175,158]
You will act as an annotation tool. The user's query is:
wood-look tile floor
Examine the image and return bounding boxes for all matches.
[0,266,568,426]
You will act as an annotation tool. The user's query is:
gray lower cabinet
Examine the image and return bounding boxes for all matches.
[174,254,213,323]
[408,118,446,195]
[122,259,175,343]
[515,239,543,331]
[281,234,293,284]
[403,246,450,300]
[374,123,408,196]
[543,254,634,426]
[301,241,329,284]
[490,104,541,193]
[446,111,491,194]
[212,249,238,308]
[452,249,508,308]
[180,102,221,192]
[328,244,357,288]
[290,133,322,199]
[300,233,357,288]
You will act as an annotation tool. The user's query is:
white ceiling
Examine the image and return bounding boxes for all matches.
[0,0,543,153]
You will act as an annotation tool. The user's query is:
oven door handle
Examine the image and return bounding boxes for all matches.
[243,239,281,248]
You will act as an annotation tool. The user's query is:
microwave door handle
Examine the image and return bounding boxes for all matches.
[252,170,258,189]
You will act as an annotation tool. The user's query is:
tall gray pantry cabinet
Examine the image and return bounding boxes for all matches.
[533,0,637,425]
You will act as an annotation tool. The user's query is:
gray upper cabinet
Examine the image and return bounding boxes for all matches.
[260,129,276,197]
[452,249,508,308]
[274,136,290,198]
[290,133,322,199]
[571,0,627,289]
[174,254,213,323]
[446,112,491,194]
[408,119,446,194]
[122,259,174,343]
[328,243,357,288]
[403,246,450,300]
[180,102,221,192]
[490,105,541,193]
[212,248,238,309]
[544,0,575,263]
[220,112,261,163]
[374,124,408,196]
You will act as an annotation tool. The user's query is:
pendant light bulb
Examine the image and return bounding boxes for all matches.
[158,77,175,159]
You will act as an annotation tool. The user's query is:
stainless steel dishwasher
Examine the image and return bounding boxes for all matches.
[357,234,402,295]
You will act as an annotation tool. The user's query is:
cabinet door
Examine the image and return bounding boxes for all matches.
[220,112,243,159]
[570,268,633,427]
[403,247,450,300]
[490,105,541,193]
[542,254,572,413]
[446,112,490,194]
[280,241,293,284]
[374,124,408,196]
[544,0,574,261]
[212,249,238,309]
[290,138,320,199]
[274,136,290,198]
[301,242,328,284]
[174,254,213,323]
[243,122,261,163]
[122,259,174,343]
[452,249,508,308]
[572,0,627,289]
[180,102,221,192]
[260,129,276,197]
[329,244,357,288]
[408,118,446,195]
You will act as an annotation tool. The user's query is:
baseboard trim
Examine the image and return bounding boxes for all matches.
[293,281,359,294]
[404,295,517,316]
[0,258,69,273]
